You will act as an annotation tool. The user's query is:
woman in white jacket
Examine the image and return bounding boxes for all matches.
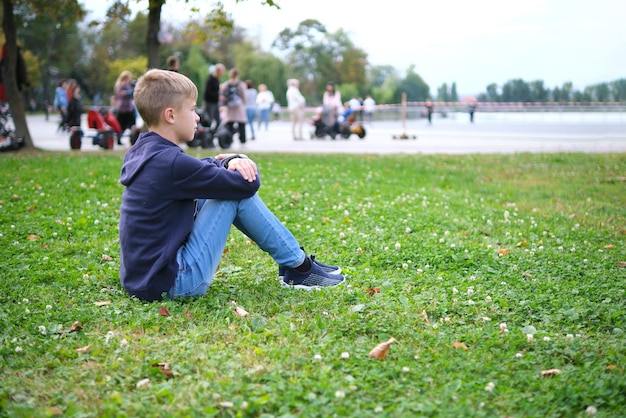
[286,79,306,140]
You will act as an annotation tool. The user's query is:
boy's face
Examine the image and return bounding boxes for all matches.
[172,98,200,143]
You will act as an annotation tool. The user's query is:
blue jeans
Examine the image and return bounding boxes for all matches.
[167,194,306,298]
[246,107,256,138]
[258,108,271,130]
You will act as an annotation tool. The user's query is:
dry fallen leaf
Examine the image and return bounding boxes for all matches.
[498,248,510,256]
[101,254,113,261]
[516,241,528,247]
[159,306,171,317]
[45,406,63,416]
[185,308,193,321]
[28,205,35,212]
[231,301,249,317]
[540,368,562,376]
[94,301,111,307]
[421,310,430,325]
[152,362,174,378]
[604,244,615,250]
[606,364,621,371]
[452,341,469,350]
[522,272,534,278]
[75,344,91,354]
[234,306,249,317]
[68,321,83,333]
[365,287,381,296]
[368,337,397,359]
[27,234,41,241]
[617,261,626,268]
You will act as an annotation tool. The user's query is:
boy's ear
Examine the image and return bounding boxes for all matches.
[163,107,175,124]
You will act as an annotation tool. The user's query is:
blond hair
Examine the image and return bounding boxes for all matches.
[115,71,133,89]
[133,69,198,127]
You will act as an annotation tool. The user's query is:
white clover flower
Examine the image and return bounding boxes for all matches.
[25,308,30,314]
[335,390,346,398]
[485,382,495,392]
[374,406,384,413]
[46,305,52,310]
[38,325,47,335]
[585,406,598,416]
[341,352,350,359]
[466,300,475,305]
[444,317,451,323]
[94,220,100,225]
[402,367,410,372]
[543,336,551,342]
[482,317,491,322]
[566,334,574,339]
[515,352,523,358]
[439,238,445,243]
[15,346,23,352]
[22,298,29,303]
[105,331,115,344]
[500,322,507,330]
[136,378,150,389]
[485,296,492,302]
[339,232,345,239]
[467,287,474,296]
[313,354,322,360]
[405,227,411,233]
[394,242,401,250]
[527,334,534,343]
[402,263,409,269]
[120,339,129,348]
[450,243,456,248]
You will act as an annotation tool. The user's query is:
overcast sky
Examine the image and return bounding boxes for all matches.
[85,0,626,96]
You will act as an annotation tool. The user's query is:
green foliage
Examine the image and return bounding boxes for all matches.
[0,151,625,417]
[235,47,286,105]
[397,65,430,102]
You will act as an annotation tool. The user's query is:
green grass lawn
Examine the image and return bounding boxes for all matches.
[1,150,625,417]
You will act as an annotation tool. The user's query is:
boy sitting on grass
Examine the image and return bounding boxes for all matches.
[119,69,344,301]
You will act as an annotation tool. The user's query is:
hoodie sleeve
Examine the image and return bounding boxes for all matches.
[170,152,260,200]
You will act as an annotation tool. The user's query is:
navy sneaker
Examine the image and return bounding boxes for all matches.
[281,257,345,290]
[278,255,342,279]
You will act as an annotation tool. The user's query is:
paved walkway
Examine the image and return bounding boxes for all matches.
[26,113,626,154]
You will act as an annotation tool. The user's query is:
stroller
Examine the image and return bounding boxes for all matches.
[187,108,233,149]
[310,106,366,140]
[0,104,24,152]
[310,106,337,139]
[70,106,122,150]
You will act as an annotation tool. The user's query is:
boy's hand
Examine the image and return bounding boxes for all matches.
[216,154,257,182]
[227,157,258,182]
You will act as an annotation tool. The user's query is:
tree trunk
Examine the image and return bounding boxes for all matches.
[2,0,33,148]
[147,0,165,69]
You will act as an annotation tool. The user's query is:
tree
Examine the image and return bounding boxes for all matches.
[437,83,448,102]
[485,83,498,102]
[1,0,85,149]
[395,65,429,102]
[450,82,458,102]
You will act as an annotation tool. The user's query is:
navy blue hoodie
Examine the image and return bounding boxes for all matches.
[119,132,260,301]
